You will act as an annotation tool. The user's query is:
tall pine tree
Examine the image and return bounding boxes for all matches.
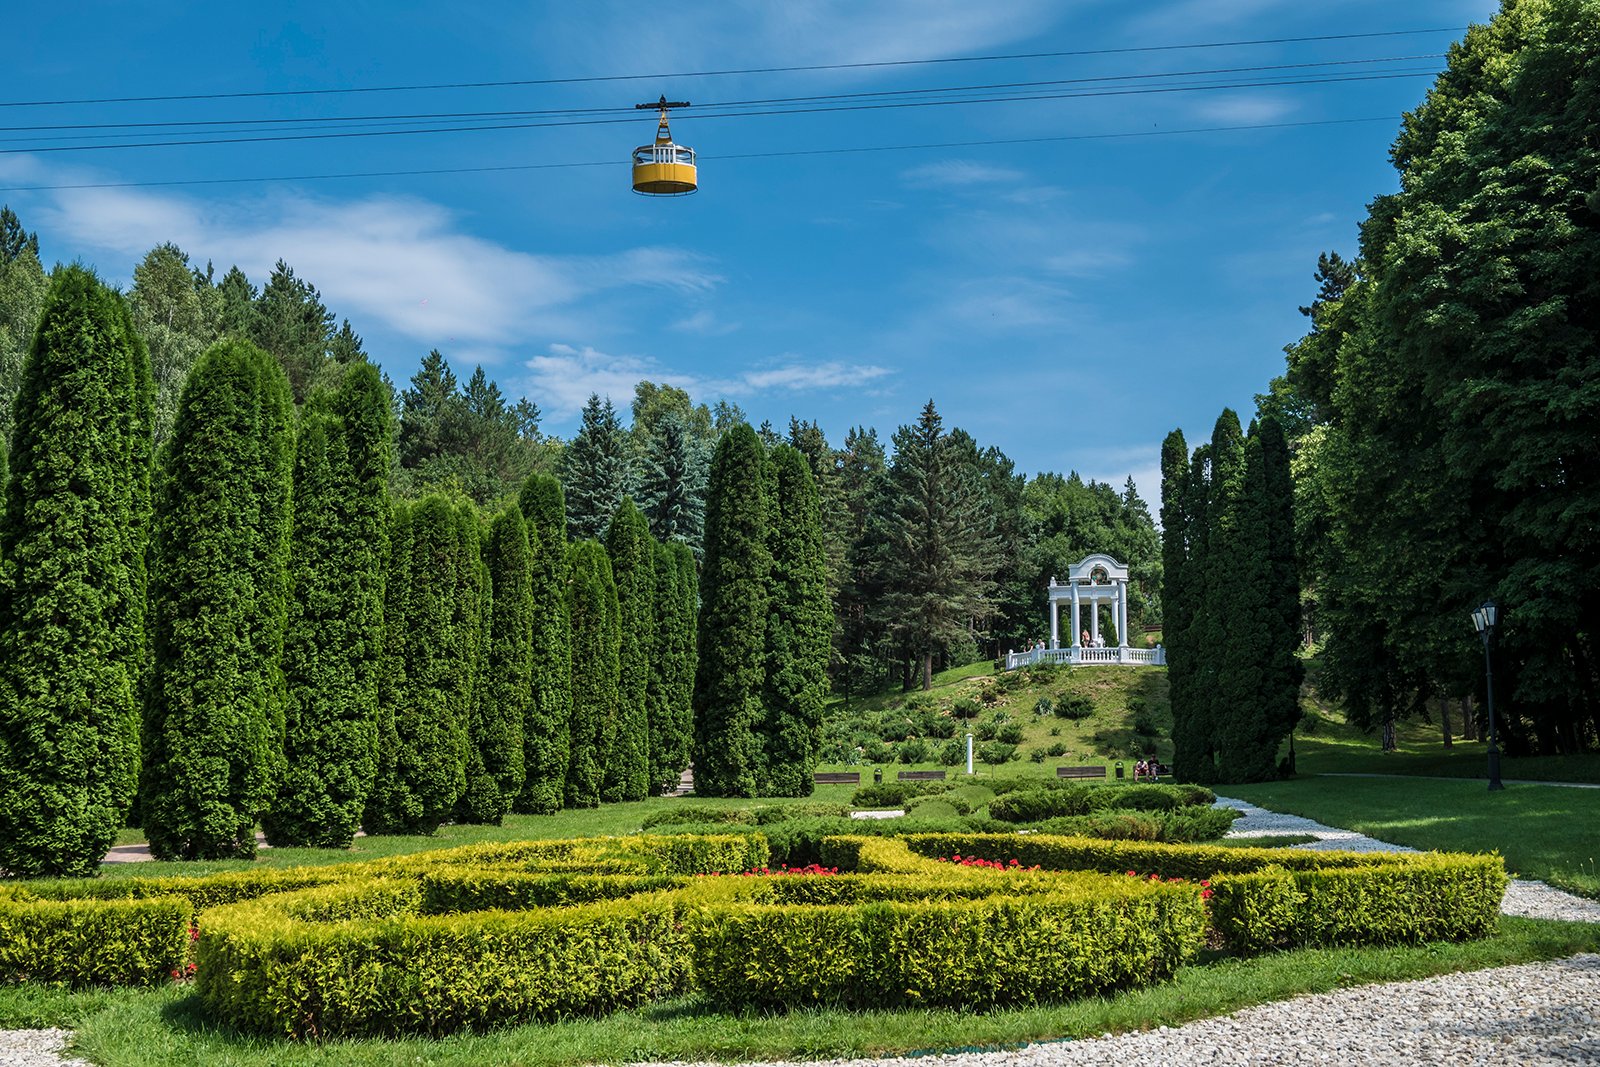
[515,473,573,814]
[0,267,151,878]
[263,364,393,847]
[759,445,831,796]
[565,540,619,808]
[142,339,293,860]
[692,423,769,797]
[602,499,654,803]
[638,409,708,555]
[649,539,697,793]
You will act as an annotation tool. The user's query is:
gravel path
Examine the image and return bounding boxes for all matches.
[1216,795,1600,924]
[0,1029,86,1067]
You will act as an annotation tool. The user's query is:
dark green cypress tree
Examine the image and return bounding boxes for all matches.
[363,495,470,834]
[1176,442,1216,783]
[648,540,698,793]
[264,365,392,848]
[514,473,572,814]
[691,423,769,797]
[759,445,831,796]
[602,499,654,802]
[1257,416,1304,769]
[142,339,293,860]
[451,503,493,822]
[457,504,530,823]
[364,500,411,832]
[1213,428,1279,782]
[0,267,150,878]
[1160,429,1206,782]
[565,539,619,808]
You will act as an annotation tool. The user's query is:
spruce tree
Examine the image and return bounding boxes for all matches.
[637,409,708,554]
[362,495,470,834]
[457,505,530,824]
[759,445,831,796]
[264,364,392,848]
[515,473,572,814]
[602,499,654,802]
[142,339,293,860]
[250,259,333,403]
[0,267,151,878]
[563,393,632,540]
[565,539,620,808]
[691,423,769,797]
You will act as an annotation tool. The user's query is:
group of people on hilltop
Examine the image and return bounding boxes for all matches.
[1080,629,1106,649]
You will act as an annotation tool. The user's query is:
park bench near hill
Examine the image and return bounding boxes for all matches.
[814,771,861,785]
[1057,765,1108,780]
[898,770,946,781]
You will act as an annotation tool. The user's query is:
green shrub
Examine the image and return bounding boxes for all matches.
[0,896,192,987]
[937,738,966,766]
[1053,694,1095,720]
[850,782,925,808]
[896,738,930,764]
[914,709,956,739]
[1046,742,1068,757]
[1034,696,1054,716]
[1108,784,1181,812]
[974,721,997,741]
[875,712,914,742]
[1133,712,1159,737]
[977,741,1019,765]
[989,787,1097,822]
[1029,749,1047,763]
[860,739,893,764]
[994,672,1023,694]
[950,698,980,720]
[996,722,1025,744]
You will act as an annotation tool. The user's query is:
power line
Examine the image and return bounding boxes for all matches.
[0,117,1400,194]
[0,69,1442,155]
[0,53,1444,137]
[0,27,1466,109]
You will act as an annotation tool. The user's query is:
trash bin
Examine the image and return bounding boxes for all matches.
[873,767,883,785]
[1115,761,1124,779]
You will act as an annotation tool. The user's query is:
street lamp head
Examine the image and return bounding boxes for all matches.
[1481,599,1496,629]
[1472,607,1486,633]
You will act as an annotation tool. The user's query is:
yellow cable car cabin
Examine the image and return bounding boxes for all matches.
[632,96,696,196]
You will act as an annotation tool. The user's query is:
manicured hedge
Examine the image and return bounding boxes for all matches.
[0,896,192,987]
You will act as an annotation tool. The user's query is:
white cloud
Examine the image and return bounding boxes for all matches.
[25,176,722,355]
[901,161,1026,188]
[1191,94,1298,125]
[525,343,894,419]
[670,309,741,336]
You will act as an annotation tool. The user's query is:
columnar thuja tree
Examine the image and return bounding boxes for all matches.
[565,539,620,808]
[264,364,392,848]
[363,495,471,834]
[648,539,697,793]
[0,267,152,878]
[514,473,572,814]
[364,501,412,832]
[457,504,530,824]
[142,338,293,860]
[759,444,831,795]
[602,498,654,803]
[692,423,770,797]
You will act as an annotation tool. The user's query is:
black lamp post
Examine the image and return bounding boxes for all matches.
[1471,599,1505,792]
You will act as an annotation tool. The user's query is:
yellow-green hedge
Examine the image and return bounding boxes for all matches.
[0,896,192,986]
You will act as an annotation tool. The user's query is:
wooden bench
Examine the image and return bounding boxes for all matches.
[897,770,946,781]
[1056,765,1108,779]
[814,771,861,785]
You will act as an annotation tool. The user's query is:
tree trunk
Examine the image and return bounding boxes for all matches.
[1461,696,1477,742]
[1439,694,1452,748]
[921,652,933,691]
[1381,715,1396,752]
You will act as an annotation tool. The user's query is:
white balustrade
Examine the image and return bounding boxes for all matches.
[1002,644,1165,671]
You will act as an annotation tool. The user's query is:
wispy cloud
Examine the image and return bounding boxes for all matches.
[670,309,741,336]
[901,160,1026,188]
[525,343,893,418]
[1191,94,1298,125]
[24,177,722,357]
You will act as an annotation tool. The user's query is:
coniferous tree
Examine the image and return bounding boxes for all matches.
[565,539,620,808]
[142,339,293,860]
[363,495,471,834]
[1161,429,1206,781]
[251,259,333,403]
[399,349,460,469]
[215,266,257,338]
[1212,427,1278,782]
[515,473,573,813]
[603,499,654,802]
[1257,416,1304,763]
[0,207,50,445]
[649,539,697,793]
[692,423,769,797]
[0,267,150,878]
[759,445,831,795]
[458,505,529,824]
[451,503,492,821]
[637,409,708,554]
[563,393,633,540]
[265,365,393,847]
[365,501,412,831]
[129,243,219,447]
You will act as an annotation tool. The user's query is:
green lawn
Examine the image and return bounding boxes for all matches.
[1225,775,1600,899]
[0,918,1592,1066]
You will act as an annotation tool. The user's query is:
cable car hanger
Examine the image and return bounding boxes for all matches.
[631,95,696,195]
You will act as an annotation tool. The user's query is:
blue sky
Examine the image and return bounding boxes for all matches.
[3,0,1498,499]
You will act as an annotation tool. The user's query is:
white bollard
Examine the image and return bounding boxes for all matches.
[966,732,974,775]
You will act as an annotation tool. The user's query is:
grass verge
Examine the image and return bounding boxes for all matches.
[1225,777,1600,899]
[0,918,1590,1066]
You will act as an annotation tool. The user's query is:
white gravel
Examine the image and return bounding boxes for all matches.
[0,1029,87,1067]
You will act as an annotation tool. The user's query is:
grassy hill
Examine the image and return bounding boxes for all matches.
[820,660,1171,777]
